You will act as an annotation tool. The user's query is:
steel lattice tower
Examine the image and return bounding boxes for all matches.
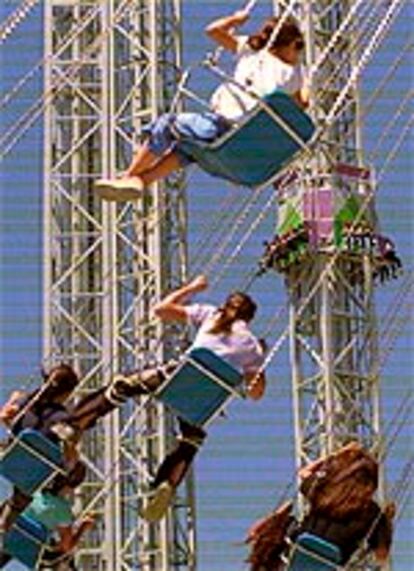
[42,1,195,569]
[273,1,390,568]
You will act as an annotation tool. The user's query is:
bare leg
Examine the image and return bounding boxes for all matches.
[66,387,115,431]
[126,143,160,176]
[95,151,182,202]
[139,151,182,186]
[152,419,206,488]
[65,365,167,431]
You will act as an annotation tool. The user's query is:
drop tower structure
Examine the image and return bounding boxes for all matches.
[42,1,194,569]
[41,0,399,569]
[268,1,394,568]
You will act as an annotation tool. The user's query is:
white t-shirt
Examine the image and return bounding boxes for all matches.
[185,303,265,376]
[210,36,304,120]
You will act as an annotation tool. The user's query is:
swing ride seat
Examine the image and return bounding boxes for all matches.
[0,428,65,495]
[178,90,315,187]
[288,532,342,571]
[3,513,50,569]
[156,347,243,428]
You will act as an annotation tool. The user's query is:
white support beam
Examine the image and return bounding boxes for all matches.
[43,1,194,569]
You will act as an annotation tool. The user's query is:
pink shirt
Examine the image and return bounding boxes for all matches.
[185,303,264,376]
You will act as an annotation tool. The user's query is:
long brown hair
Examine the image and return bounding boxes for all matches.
[305,445,379,519]
[209,292,257,335]
[248,16,304,53]
[246,501,294,571]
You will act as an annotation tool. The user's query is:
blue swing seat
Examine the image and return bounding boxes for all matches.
[0,428,65,495]
[4,513,50,569]
[156,348,243,427]
[288,532,342,571]
[178,90,315,187]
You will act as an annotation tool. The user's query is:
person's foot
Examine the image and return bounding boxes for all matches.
[94,176,145,201]
[141,481,175,522]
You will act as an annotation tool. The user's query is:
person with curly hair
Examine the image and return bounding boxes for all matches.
[246,442,395,570]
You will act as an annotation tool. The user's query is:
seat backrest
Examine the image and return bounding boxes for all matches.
[0,428,64,495]
[4,513,49,569]
[288,532,342,571]
[178,90,315,187]
[156,348,243,427]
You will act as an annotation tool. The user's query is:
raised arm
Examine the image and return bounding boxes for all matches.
[205,9,250,53]
[298,441,364,480]
[298,456,327,481]
[152,275,208,323]
[0,390,26,427]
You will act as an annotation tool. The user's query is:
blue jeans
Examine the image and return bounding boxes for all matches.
[143,112,231,166]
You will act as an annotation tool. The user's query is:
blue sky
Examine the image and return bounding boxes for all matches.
[0,1,412,570]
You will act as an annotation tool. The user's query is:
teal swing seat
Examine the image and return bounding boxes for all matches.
[0,429,65,495]
[156,348,243,428]
[288,532,342,571]
[4,513,50,569]
[178,90,315,187]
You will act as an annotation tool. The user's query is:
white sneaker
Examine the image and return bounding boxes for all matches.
[94,177,144,202]
[141,482,174,523]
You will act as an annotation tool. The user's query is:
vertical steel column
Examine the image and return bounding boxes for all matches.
[43,1,194,569]
[274,2,387,567]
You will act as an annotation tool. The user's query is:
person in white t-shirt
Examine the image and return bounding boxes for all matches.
[95,11,309,201]
[209,14,307,120]
[63,275,266,522]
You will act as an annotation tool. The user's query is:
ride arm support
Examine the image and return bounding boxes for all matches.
[205,10,250,53]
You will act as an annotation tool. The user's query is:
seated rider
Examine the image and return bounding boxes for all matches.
[0,364,80,537]
[246,442,395,570]
[0,446,94,570]
[64,274,267,522]
[94,10,309,201]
